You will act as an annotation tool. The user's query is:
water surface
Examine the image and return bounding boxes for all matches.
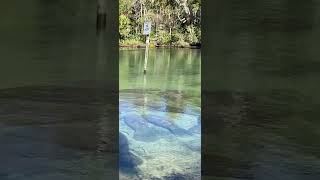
[0,1,118,179]
[203,1,320,179]
[119,48,201,179]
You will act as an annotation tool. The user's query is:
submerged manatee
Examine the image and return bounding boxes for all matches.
[123,112,160,142]
[119,132,142,170]
[188,116,201,134]
[145,114,192,136]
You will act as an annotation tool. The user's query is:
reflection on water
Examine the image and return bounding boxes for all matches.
[119,49,201,179]
[203,0,320,179]
[0,1,118,179]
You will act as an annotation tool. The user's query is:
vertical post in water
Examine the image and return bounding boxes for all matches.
[143,21,151,74]
[96,0,106,30]
[144,35,150,74]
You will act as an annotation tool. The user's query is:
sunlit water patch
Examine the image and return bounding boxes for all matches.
[120,90,201,179]
[119,49,201,179]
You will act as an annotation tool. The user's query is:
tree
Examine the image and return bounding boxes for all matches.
[119,0,201,46]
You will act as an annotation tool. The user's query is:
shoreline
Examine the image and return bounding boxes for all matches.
[119,44,201,49]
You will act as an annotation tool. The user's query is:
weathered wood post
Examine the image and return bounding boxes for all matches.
[143,21,151,74]
[96,0,106,30]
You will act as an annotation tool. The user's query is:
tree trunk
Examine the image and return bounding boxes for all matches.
[169,12,172,46]
[140,1,143,33]
[169,27,172,46]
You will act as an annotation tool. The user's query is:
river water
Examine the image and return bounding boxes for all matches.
[0,1,118,180]
[203,1,320,179]
[119,48,201,179]
[2,0,320,180]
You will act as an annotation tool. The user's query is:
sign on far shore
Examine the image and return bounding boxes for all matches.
[143,21,152,35]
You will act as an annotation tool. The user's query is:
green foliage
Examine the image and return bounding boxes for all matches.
[156,29,171,45]
[119,0,201,47]
[186,25,198,44]
[119,15,131,39]
[120,38,144,47]
[172,32,189,47]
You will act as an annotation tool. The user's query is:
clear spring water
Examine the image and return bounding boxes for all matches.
[119,48,201,179]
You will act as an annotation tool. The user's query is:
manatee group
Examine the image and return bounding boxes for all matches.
[123,112,160,142]
[144,114,192,136]
[123,112,194,142]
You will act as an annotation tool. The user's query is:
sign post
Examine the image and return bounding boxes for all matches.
[143,22,151,74]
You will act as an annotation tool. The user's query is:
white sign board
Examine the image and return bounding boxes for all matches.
[143,21,152,35]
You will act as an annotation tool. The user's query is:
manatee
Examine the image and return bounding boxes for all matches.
[145,114,192,136]
[119,132,142,170]
[188,116,201,134]
[123,112,160,142]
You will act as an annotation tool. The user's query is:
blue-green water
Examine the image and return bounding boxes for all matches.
[119,49,201,179]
